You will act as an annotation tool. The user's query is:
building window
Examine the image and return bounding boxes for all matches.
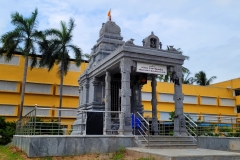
[235,90,240,96]
[237,106,240,113]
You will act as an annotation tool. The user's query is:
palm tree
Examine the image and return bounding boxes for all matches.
[83,53,90,60]
[0,9,42,120]
[182,68,195,84]
[194,71,217,86]
[157,73,170,82]
[39,18,82,122]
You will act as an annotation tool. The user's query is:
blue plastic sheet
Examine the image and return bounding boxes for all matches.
[131,114,141,129]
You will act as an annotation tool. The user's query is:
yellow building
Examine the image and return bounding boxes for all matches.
[0,53,88,127]
[142,80,239,122]
[1,53,240,127]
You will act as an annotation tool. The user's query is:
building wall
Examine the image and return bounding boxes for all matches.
[1,54,240,128]
[211,78,240,106]
[0,54,88,128]
[211,78,240,90]
[141,80,238,121]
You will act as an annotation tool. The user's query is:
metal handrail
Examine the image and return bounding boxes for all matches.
[186,126,197,136]
[16,106,124,136]
[138,121,148,131]
[186,120,197,129]
[186,130,197,142]
[184,114,198,127]
[184,114,198,146]
[137,112,149,125]
[133,112,150,148]
[138,128,148,142]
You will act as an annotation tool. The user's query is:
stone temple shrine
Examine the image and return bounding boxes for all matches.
[72,20,187,136]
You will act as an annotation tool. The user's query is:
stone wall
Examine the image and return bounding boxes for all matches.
[198,137,240,152]
[13,135,135,157]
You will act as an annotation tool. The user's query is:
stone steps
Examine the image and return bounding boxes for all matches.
[137,136,192,141]
[136,136,197,149]
[143,144,198,149]
[140,140,194,144]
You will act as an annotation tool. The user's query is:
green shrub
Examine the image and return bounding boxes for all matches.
[0,117,16,145]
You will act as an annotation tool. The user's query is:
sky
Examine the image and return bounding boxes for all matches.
[0,0,239,84]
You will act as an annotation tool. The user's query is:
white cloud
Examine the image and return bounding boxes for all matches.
[0,0,240,82]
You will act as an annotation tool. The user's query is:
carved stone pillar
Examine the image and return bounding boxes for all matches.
[104,71,111,135]
[78,83,82,107]
[92,77,100,102]
[172,65,187,136]
[151,75,158,135]
[101,81,105,103]
[119,58,133,135]
[85,76,90,104]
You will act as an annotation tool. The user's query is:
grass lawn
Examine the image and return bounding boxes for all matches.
[0,145,154,160]
[0,145,24,160]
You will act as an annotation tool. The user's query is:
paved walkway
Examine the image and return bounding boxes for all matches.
[126,147,240,160]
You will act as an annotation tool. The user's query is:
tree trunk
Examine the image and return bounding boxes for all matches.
[58,62,64,123]
[19,56,29,120]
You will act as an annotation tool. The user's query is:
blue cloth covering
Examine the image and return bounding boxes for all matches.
[131,114,141,129]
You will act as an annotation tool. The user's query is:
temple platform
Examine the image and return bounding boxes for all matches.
[126,147,240,160]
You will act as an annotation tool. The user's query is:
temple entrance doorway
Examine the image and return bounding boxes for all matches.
[111,73,121,113]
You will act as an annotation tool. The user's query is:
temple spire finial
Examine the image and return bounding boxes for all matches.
[107,9,111,21]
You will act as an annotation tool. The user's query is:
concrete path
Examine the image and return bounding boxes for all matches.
[126,147,240,160]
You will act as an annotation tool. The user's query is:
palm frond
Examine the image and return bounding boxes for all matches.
[182,66,190,74]
[29,53,37,70]
[28,8,38,31]
[194,71,216,86]
[60,21,67,39]
[0,47,5,57]
[5,44,18,61]
[39,18,82,76]
[68,44,82,66]
[67,18,75,35]
[206,76,217,85]
[164,73,170,82]
[32,30,44,41]
[3,35,21,61]
[83,53,90,60]
[11,12,28,31]
[44,29,62,39]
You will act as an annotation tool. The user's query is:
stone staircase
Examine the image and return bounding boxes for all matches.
[135,135,198,149]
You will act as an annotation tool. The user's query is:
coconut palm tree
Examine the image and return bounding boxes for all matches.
[157,73,170,82]
[83,53,90,60]
[182,69,195,84]
[39,18,82,122]
[194,71,217,86]
[0,9,42,120]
